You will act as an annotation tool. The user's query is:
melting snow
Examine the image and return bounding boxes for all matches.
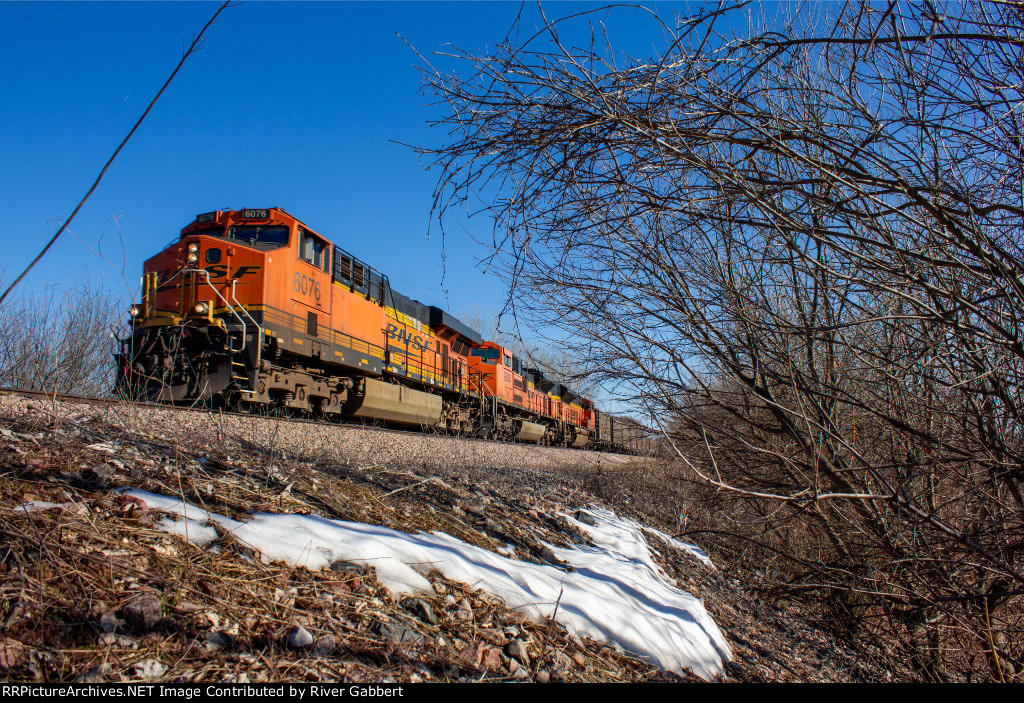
[121,488,731,679]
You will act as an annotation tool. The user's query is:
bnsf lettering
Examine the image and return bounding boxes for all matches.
[385,323,432,352]
[293,272,321,302]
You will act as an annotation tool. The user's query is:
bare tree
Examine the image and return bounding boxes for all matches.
[422,0,1024,680]
[0,275,123,396]
[457,304,605,400]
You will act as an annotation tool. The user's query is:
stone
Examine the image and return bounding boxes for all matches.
[121,594,161,631]
[328,560,367,574]
[377,622,424,646]
[288,626,314,648]
[0,637,25,670]
[204,631,231,652]
[554,651,575,670]
[505,639,530,667]
[313,635,337,656]
[575,510,597,526]
[481,646,502,670]
[408,598,438,625]
[133,659,166,680]
[534,670,550,683]
[99,610,123,633]
[76,663,112,683]
[457,641,488,668]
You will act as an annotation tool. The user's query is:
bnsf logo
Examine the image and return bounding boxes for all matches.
[153,266,260,290]
[205,265,259,280]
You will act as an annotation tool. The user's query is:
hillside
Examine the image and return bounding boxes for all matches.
[0,393,897,683]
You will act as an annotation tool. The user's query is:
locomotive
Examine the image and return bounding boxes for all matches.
[115,208,648,452]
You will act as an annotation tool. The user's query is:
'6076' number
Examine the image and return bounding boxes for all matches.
[294,273,321,302]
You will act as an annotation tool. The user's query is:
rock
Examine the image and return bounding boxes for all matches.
[454,597,474,621]
[116,494,149,518]
[133,659,166,680]
[479,628,507,646]
[99,610,123,633]
[90,463,113,478]
[539,546,560,564]
[505,639,530,667]
[204,631,231,652]
[100,633,138,648]
[377,622,424,646]
[0,637,25,670]
[554,651,575,670]
[329,560,367,574]
[76,663,112,683]
[534,669,550,683]
[288,626,314,649]
[575,510,597,526]
[407,598,438,625]
[458,641,494,669]
[122,594,161,631]
[313,635,336,656]
[466,503,488,517]
[481,646,502,670]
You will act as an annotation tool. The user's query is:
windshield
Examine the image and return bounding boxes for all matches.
[471,348,500,364]
[228,225,290,248]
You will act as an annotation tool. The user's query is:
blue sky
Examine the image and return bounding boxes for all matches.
[0,1,687,327]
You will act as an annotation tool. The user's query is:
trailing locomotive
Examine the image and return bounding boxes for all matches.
[115,208,648,453]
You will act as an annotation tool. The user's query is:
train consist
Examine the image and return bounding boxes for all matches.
[115,208,650,453]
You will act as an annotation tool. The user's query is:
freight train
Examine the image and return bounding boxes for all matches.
[115,208,650,453]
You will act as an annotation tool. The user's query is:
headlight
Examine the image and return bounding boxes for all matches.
[187,243,199,253]
[193,302,209,315]
[187,252,199,263]
[129,305,141,317]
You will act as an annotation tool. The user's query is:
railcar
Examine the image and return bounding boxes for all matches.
[115,207,641,451]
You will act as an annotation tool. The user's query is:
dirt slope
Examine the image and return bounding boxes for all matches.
[0,394,895,683]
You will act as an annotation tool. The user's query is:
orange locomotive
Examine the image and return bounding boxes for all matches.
[116,207,643,451]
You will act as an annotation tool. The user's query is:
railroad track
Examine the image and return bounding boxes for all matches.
[0,386,596,453]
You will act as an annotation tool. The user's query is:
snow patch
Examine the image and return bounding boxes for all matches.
[121,488,731,679]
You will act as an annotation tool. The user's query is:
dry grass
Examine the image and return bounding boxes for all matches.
[0,394,892,682]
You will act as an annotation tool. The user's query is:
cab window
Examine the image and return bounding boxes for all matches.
[470,348,500,365]
[228,225,290,248]
[299,230,330,271]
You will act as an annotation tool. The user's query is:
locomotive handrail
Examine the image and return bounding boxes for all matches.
[184,268,258,363]
[230,279,263,376]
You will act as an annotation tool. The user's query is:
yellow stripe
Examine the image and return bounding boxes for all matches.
[384,306,430,334]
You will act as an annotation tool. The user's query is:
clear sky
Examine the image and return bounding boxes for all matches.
[0,1,687,328]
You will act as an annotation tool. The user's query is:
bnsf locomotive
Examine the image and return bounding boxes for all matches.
[116,208,648,452]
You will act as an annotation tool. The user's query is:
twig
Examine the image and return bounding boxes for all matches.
[0,1,234,307]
